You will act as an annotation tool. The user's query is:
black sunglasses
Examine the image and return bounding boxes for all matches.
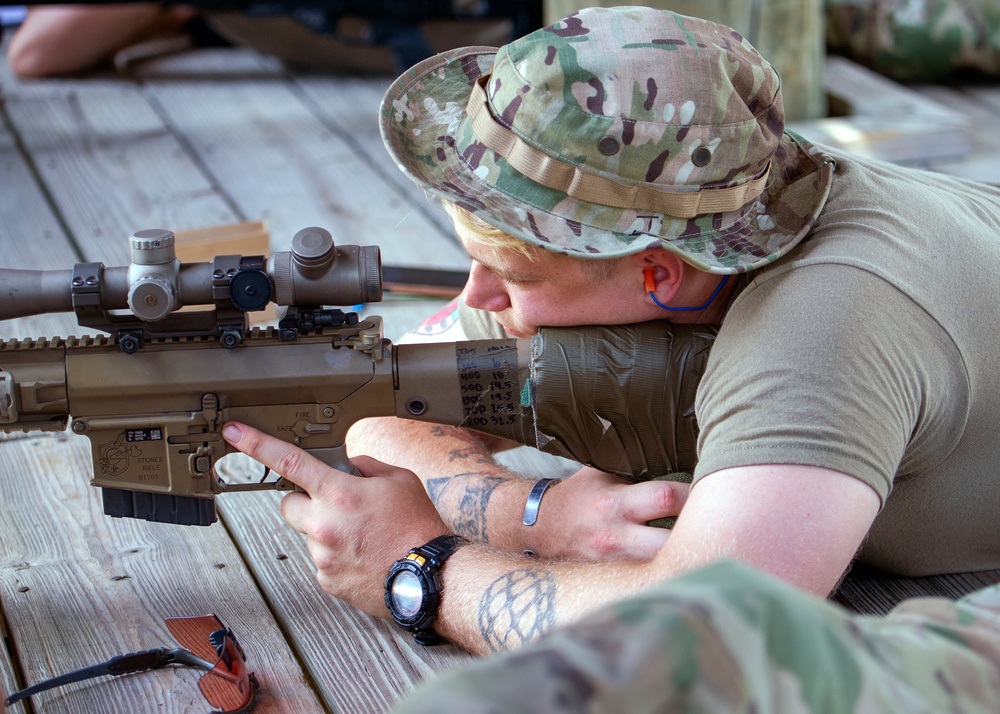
[4,614,258,713]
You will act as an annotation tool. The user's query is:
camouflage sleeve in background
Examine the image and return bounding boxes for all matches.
[826,0,1000,82]
[391,560,1000,714]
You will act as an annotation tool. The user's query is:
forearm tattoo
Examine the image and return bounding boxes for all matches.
[429,425,495,464]
[477,569,557,653]
[427,475,507,542]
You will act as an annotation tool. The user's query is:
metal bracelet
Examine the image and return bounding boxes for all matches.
[522,478,558,526]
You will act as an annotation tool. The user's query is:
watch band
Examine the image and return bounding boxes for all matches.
[522,478,558,526]
[417,533,468,561]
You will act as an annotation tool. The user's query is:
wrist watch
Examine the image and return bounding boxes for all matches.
[384,534,468,645]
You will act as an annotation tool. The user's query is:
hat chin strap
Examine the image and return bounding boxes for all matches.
[466,76,769,220]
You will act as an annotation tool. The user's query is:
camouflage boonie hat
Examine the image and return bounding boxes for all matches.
[380,6,835,274]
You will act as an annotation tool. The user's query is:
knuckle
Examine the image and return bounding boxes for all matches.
[593,491,620,519]
[325,487,362,513]
[312,547,338,572]
[312,521,343,549]
[651,483,677,514]
[585,529,620,559]
[275,448,307,480]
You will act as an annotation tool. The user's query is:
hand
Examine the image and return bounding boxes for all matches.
[221,422,449,617]
[529,467,690,561]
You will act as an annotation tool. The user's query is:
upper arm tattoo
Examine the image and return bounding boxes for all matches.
[429,425,495,464]
[477,569,557,653]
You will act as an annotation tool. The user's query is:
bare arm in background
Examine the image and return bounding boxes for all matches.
[8,5,195,77]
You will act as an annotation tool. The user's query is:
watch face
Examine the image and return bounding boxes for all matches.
[390,570,424,619]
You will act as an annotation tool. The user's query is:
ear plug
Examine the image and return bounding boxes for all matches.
[643,268,656,293]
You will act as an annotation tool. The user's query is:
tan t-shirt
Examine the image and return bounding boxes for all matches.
[458,145,1000,577]
[696,146,1000,576]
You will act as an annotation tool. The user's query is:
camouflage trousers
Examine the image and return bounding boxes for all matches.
[826,0,1000,81]
[392,561,1000,714]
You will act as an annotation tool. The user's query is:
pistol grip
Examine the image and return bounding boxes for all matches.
[305,445,362,477]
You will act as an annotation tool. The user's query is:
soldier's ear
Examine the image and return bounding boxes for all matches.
[635,250,686,303]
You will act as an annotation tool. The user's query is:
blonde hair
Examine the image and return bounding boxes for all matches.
[442,201,621,282]
[442,201,539,260]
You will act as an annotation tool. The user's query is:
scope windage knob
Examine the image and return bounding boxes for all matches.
[291,227,335,273]
[128,275,175,321]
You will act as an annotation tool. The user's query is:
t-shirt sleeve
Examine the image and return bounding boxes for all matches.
[397,296,509,344]
[693,263,968,505]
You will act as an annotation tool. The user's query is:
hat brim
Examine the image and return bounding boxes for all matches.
[380,47,834,275]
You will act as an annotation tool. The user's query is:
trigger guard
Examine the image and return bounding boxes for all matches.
[274,476,305,493]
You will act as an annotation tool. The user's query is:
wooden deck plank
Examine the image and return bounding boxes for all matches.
[142,72,469,270]
[0,98,93,339]
[912,84,1000,182]
[124,45,287,81]
[130,50,458,245]
[1,80,241,266]
[0,434,325,713]
[291,73,457,239]
[787,56,973,165]
[961,84,1000,115]
[835,563,1000,616]
[216,490,475,713]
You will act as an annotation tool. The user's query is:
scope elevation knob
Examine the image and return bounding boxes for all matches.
[130,229,176,265]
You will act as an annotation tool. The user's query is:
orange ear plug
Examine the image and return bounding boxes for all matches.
[643,268,656,293]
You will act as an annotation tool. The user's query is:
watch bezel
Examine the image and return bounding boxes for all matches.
[385,557,440,630]
[384,535,467,646]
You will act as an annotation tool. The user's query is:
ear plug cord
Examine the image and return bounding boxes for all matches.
[644,268,729,312]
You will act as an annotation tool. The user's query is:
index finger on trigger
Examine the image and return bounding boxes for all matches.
[221,421,332,495]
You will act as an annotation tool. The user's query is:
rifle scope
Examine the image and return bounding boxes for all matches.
[0,226,382,322]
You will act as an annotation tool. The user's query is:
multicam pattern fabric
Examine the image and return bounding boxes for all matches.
[827,0,1000,82]
[379,6,835,274]
[392,561,1000,714]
